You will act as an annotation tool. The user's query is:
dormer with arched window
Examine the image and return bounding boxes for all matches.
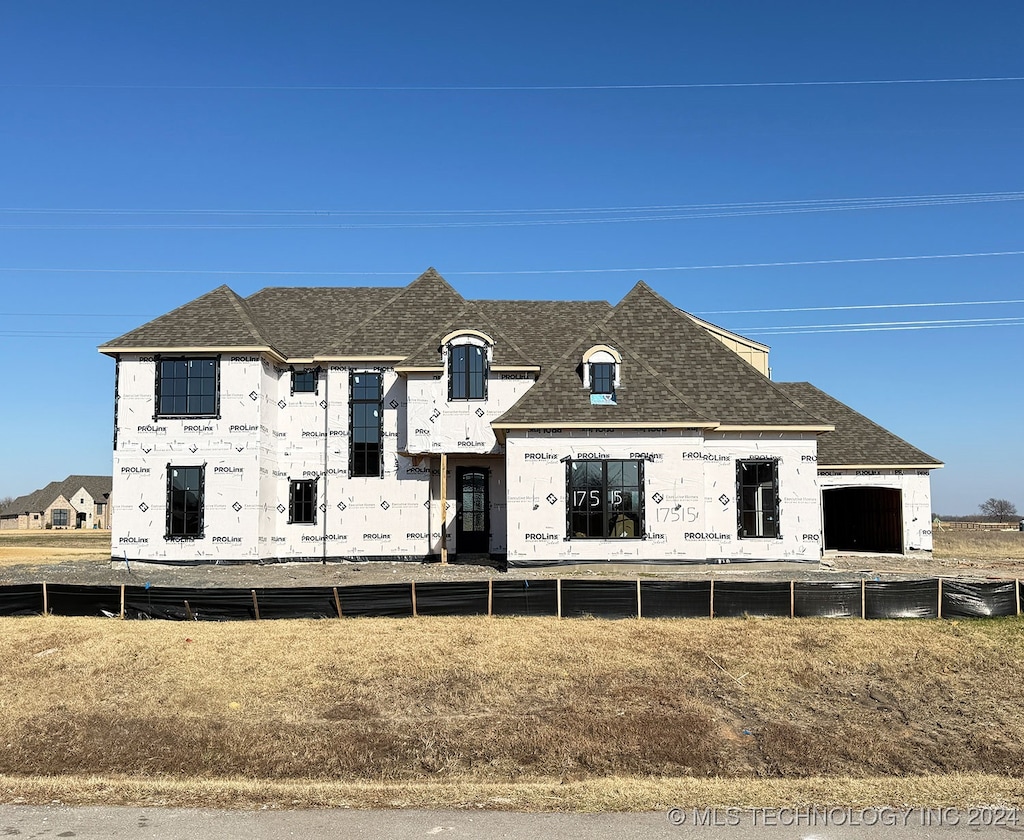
[443,330,493,401]
[582,345,621,403]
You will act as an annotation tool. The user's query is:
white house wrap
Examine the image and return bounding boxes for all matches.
[99,271,942,566]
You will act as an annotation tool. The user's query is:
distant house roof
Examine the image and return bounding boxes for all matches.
[0,475,113,517]
[775,383,943,468]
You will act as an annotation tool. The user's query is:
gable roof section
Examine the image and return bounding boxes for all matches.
[99,285,274,354]
[776,383,943,468]
[495,282,829,430]
[245,285,397,359]
[397,301,539,369]
[329,269,466,357]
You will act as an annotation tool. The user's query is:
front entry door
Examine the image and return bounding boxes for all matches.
[456,467,490,555]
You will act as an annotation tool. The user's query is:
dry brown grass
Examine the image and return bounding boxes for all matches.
[0,531,110,566]
[933,528,1024,562]
[0,616,1022,808]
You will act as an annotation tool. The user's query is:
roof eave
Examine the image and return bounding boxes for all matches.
[818,463,944,470]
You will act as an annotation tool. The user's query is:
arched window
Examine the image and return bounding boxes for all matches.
[582,345,622,398]
[443,330,493,402]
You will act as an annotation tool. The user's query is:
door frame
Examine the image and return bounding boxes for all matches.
[455,466,490,555]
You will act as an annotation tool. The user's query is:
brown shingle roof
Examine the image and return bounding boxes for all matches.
[776,382,942,467]
[100,285,273,351]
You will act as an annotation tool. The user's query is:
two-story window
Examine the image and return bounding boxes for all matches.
[350,372,383,477]
[567,459,644,539]
[449,345,487,400]
[737,459,779,538]
[156,358,219,417]
[166,465,204,539]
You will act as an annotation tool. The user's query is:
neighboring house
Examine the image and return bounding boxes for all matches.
[97,270,941,566]
[0,475,113,530]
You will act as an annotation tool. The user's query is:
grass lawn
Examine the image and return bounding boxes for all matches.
[1,615,1022,810]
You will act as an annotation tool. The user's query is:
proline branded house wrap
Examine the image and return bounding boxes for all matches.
[99,271,942,567]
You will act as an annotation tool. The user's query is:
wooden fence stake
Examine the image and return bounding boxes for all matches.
[636,578,642,619]
[937,578,943,619]
[861,579,866,619]
[411,581,418,617]
[790,580,795,618]
[251,589,261,620]
[42,582,48,616]
[1017,579,1021,617]
[709,579,714,619]
[333,586,343,618]
[120,584,126,620]
[556,578,562,619]
[487,578,493,617]
[184,600,195,621]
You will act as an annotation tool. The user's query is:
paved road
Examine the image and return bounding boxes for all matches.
[2,805,1023,839]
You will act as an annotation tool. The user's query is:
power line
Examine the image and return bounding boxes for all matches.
[1,189,1021,217]
[4,75,1024,92]
[0,248,1022,281]
[700,298,1024,315]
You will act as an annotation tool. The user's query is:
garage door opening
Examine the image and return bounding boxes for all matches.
[823,487,903,554]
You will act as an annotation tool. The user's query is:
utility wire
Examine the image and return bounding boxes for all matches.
[4,75,1024,91]
[0,248,1022,280]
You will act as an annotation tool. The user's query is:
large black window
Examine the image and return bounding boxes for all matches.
[449,344,487,401]
[737,460,780,538]
[350,372,382,477]
[157,358,218,417]
[166,465,204,539]
[291,369,317,394]
[567,459,643,539]
[289,479,317,524]
[51,509,69,527]
[591,362,614,395]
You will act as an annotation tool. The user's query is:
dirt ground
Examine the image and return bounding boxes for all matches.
[0,528,1022,588]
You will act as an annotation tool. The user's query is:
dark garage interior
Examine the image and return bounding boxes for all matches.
[823,487,903,554]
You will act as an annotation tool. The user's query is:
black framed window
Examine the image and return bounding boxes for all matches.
[567,459,643,539]
[350,372,382,477]
[291,369,317,394]
[591,362,614,395]
[166,465,205,539]
[289,479,317,524]
[157,358,219,417]
[51,509,69,527]
[737,460,780,538]
[449,344,487,401]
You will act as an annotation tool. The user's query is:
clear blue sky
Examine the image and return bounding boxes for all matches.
[0,1,1021,515]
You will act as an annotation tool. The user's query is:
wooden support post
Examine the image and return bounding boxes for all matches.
[636,578,642,619]
[411,581,418,617]
[556,578,562,619]
[440,453,449,565]
[333,586,343,618]
[120,584,126,620]
[184,600,195,621]
[937,578,943,619]
[861,579,866,620]
[709,579,714,619]
[42,582,48,616]
[790,580,795,619]
[488,578,493,617]
[251,590,261,620]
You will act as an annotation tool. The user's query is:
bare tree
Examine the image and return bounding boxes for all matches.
[0,495,13,510]
[979,498,1018,523]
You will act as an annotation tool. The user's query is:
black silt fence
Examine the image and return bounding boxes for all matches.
[0,577,1020,622]
[864,579,939,619]
[560,580,638,619]
[639,580,713,618]
[713,581,792,618]
[490,580,558,616]
[794,582,861,618]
